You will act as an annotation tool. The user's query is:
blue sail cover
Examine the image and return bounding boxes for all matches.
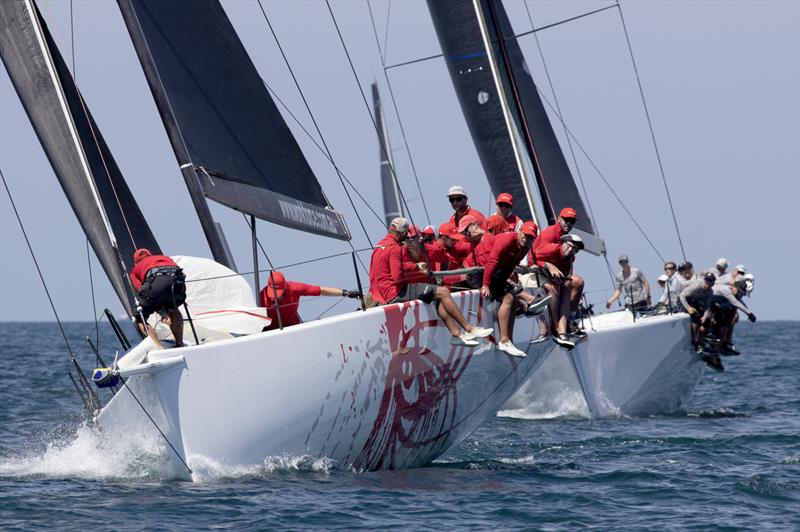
[117,0,350,240]
[0,0,160,316]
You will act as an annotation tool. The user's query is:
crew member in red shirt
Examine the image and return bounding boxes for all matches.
[536,233,584,349]
[480,221,538,358]
[533,206,585,332]
[447,185,486,229]
[129,248,186,349]
[259,271,361,331]
[438,222,470,270]
[485,214,511,235]
[493,192,523,232]
[368,217,493,346]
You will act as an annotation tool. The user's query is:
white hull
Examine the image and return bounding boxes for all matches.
[97,290,551,475]
[512,312,704,418]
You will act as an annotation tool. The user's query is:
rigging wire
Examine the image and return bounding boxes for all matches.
[615,1,686,262]
[381,0,392,64]
[1,168,75,358]
[70,0,100,347]
[366,0,432,226]
[327,0,425,233]
[523,1,599,235]
[255,0,374,260]
[259,78,387,229]
[535,89,666,263]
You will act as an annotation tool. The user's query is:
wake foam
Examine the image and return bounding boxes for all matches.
[188,454,334,482]
[0,422,170,480]
[498,380,590,420]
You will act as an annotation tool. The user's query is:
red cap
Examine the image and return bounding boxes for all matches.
[438,222,465,241]
[133,248,151,264]
[559,207,578,220]
[457,215,479,233]
[265,271,286,299]
[521,221,538,237]
[485,214,508,234]
[421,225,436,237]
[496,192,513,205]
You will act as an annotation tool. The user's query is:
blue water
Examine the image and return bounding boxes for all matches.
[1,321,798,530]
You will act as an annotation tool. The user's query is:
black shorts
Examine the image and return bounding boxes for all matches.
[710,295,735,322]
[389,283,437,305]
[488,272,518,302]
[137,268,186,320]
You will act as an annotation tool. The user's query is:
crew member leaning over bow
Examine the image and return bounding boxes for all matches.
[129,248,185,349]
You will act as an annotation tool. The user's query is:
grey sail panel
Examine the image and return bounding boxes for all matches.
[117,0,350,240]
[484,0,598,236]
[0,0,160,316]
[372,83,402,227]
[427,0,535,221]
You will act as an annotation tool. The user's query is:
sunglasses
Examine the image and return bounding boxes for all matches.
[665,266,675,270]
[562,217,576,224]
[497,203,511,208]
[619,260,629,265]
[448,196,466,203]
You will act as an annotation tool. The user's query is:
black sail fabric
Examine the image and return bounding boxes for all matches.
[117,0,350,240]
[0,0,160,317]
[372,83,403,227]
[484,0,597,236]
[427,0,537,222]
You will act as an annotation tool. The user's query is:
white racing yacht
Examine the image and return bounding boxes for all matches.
[0,0,554,476]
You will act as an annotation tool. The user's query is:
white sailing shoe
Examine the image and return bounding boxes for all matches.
[497,341,527,358]
[463,326,493,340]
[450,334,480,347]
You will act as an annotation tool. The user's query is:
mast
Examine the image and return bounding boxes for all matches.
[470,0,540,225]
[0,0,160,316]
[372,82,404,227]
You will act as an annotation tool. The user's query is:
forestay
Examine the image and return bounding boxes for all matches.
[0,0,160,316]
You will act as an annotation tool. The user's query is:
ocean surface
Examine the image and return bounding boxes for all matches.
[1,320,797,530]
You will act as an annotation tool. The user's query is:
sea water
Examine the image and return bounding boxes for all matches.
[1,321,797,530]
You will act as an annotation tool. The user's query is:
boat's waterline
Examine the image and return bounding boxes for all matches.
[97,290,552,477]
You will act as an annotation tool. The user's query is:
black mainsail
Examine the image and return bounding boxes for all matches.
[0,0,160,316]
[117,0,351,245]
[428,0,604,254]
[371,83,403,227]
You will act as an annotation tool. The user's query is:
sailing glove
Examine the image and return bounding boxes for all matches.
[748,313,757,323]
[343,289,362,299]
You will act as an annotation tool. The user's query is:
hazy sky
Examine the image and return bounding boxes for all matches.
[1,0,798,322]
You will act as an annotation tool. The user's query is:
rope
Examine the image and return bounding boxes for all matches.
[535,89,666,263]
[1,168,76,357]
[523,2,600,233]
[366,0,432,225]
[616,1,686,262]
[255,0,374,254]
[259,80,387,229]
[327,0,427,233]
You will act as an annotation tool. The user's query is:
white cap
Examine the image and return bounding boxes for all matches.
[743,273,754,281]
[734,264,746,273]
[390,217,410,232]
[716,258,728,268]
[657,274,669,282]
[447,185,467,197]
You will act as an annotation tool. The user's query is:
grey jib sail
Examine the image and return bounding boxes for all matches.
[0,0,161,317]
[117,0,350,241]
[372,83,403,227]
[428,0,602,249]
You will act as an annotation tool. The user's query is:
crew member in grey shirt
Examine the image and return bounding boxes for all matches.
[607,255,650,311]
[679,273,716,353]
[716,264,746,286]
[702,257,728,279]
[659,261,682,311]
[709,279,756,355]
